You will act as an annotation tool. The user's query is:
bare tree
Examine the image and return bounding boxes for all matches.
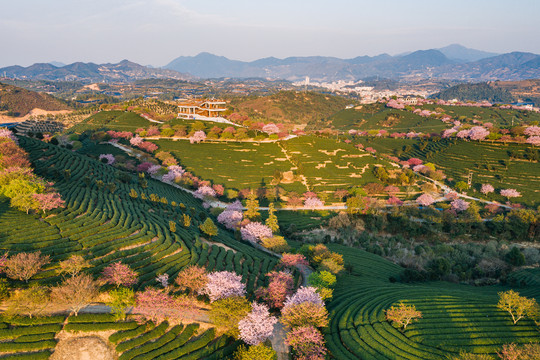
[4,252,50,283]
[51,273,100,316]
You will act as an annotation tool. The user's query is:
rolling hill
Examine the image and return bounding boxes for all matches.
[0,60,193,83]
[0,82,71,117]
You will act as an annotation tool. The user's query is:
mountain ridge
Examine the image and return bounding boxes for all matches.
[0,60,193,83]
[164,46,539,81]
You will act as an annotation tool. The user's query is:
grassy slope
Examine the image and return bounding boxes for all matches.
[229,91,352,125]
[0,82,71,117]
[325,244,540,359]
[68,110,152,133]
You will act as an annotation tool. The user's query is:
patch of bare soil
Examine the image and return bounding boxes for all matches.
[51,335,116,360]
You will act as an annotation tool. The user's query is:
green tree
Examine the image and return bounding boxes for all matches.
[245,190,260,220]
[108,287,135,321]
[169,220,176,233]
[265,203,279,233]
[234,344,277,360]
[455,181,469,192]
[209,296,251,338]
[200,218,218,237]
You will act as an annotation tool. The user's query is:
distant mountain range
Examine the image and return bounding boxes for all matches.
[2,45,539,83]
[0,60,192,83]
[165,45,540,82]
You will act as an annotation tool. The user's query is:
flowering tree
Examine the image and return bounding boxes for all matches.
[189,130,207,144]
[194,185,216,199]
[279,253,309,268]
[524,126,540,136]
[175,265,207,295]
[407,158,423,166]
[526,136,540,146]
[286,326,327,360]
[133,288,176,323]
[204,271,246,302]
[385,302,422,330]
[416,193,435,206]
[240,222,273,243]
[283,287,324,309]
[155,273,169,288]
[136,162,153,173]
[480,184,495,195]
[138,141,158,153]
[146,164,162,175]
[101,262,138,287]
[256,271,294,309]
[450,199,470,212]
[281,302,329,328]
[217,209,243,230]
[238,302,278,345]
[386,99,404,110]
[130,136,144,146]
[262,123,280,134]
[304,197,324,208]
[32,192,65,214]
[442,128,457,138]
[468,126,490,140]
[146,126,161,136]
[4,252,50,283]
[500,189,521,199]
[99,154,115,165]
[387,196,403,206]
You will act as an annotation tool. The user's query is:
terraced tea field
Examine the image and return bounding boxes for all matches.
[324,245,540,359]
[8,137,280,294]
[154,136,389,194]
[69,110,152,133]
[396,139,540,206]
[329,107,447,133]
[153,139,304,192]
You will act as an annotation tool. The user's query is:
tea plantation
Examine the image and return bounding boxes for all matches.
[324,245,540,359]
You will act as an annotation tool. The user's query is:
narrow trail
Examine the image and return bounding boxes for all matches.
[276,142,310,192]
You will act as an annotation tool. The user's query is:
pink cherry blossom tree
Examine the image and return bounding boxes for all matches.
[32,192,65,214]
[146,126,161,136]
[130,136,144,146]
[240,222,273,243]
[194,185,216,199]
[189,130,207,144]
[468,126,490,140]
[304,197,324,208]
[147,164,162,175]
[500,189,521,199]
[262,123,280,134]
[204,271,246,302]
[407,158,423,166]
[387,196,403,206]
[283,286,324,309]
[217,209,243,230]
[526,136,540,146]
[480,184,495,195]
[133,287,175,323]
[238,302,278,345]
[279,253,309,268]
[450,199,470,212]
[416,193,435,206]
[524,126,540,136]
[99,154,115,165]
[101,262,138,287]
[256,271,295,309]
[286,326,327,360]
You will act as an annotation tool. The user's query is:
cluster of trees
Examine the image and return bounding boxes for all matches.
[0,129,65,214]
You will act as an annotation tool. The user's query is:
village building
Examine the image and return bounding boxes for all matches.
[177,99,227,119]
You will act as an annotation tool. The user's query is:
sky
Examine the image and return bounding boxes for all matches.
[1,0,539,68]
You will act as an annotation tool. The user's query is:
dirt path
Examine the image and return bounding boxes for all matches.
[276,142,310,192]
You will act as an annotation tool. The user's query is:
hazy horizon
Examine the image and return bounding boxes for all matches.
[2,0,539,68]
